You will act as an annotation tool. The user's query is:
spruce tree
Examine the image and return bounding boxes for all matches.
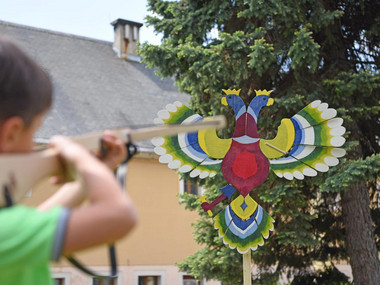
[140,0,380,283]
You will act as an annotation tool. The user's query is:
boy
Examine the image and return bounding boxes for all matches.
[0,36,137,284]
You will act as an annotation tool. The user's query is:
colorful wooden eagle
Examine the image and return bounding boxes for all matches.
[152,89,346,254]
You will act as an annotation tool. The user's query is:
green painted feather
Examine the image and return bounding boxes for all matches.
[214,199,275,254]
[269,100,346,180]
[152,102,222,178]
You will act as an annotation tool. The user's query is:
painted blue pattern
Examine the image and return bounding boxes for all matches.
[220,184,236,199]
[228,206,256,230]
[288,117,305,156]
[181,117,221,164]
[248,95,270,121]
[225,208,259,238]
[184,131,209,160]
[225,95,246,119]
[241,201,248,211]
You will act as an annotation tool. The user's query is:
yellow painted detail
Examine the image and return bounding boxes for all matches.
[255,89,272,96]
[221,97,228,106]
[199,196,213,216]
[198,196,213,216]
[198,196,207,203]
[267,98,274,106]
[260,118,295,159]
[222,89,241,95]
[231,195,258,220]
[198,118,231,159]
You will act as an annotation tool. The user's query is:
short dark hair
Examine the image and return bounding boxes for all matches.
[0,36,52,127]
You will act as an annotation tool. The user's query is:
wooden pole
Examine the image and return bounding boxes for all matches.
[243,251,252,285]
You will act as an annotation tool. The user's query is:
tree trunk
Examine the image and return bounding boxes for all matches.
[341,183,380,285]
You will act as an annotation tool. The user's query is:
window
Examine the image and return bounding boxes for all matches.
[91,276,121,285]
[179,178,205,196]
[52,273,70,285]
[90,273,122,285]
[92,279,111,285]
[138,276,160,285]
[134,271,165,285]
[184,179,199,195]
[53,278,65,285]
[183,275,201,285]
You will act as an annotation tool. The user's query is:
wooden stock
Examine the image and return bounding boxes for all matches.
[0,116,226,207]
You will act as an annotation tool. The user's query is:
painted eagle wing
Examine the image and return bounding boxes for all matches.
[259,100,346,180]
[152,102,231,179]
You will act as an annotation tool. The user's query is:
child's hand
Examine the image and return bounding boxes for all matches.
[48,136,96,184]
[97,131,127,170]
[50,132,127,173]
[50,136,94,165]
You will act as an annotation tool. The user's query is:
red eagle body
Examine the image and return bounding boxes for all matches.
[221,112,269,197]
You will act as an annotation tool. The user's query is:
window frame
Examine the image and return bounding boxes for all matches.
[88,272,123,285]
[179,178,205,196]
[134,270,166,285]
[179,273,208,285]
[52,272,70,285]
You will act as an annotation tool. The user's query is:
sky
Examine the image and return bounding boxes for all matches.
[0,0,162,45]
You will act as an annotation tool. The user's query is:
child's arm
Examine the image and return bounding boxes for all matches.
[38,181,84,211]
[38,131,127,211]
[49,135,137,254]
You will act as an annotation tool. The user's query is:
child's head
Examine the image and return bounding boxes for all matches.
[0,36,53,152]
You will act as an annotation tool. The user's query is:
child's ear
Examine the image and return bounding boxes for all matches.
[0,117,25,152]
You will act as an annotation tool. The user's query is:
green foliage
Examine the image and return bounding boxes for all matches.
[321,154,380,192]
[248,38,276,77]
[177,245,244,283]
[288,27,320,73]
[141,0,380,283]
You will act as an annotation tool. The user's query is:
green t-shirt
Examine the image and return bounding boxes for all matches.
[0,205,70,285]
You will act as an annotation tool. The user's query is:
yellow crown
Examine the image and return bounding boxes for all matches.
[255,89,273,96]
[222,89,241,96]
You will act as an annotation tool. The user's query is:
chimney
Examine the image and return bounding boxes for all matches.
[111,18,143,59]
